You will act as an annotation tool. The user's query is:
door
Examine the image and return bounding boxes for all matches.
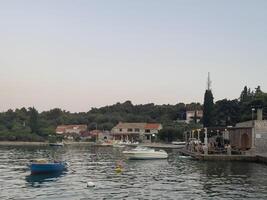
[241,133,250,150]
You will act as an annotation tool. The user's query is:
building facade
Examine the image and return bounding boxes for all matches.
[229,109,267,154]
[80,130,112,141]
[56,125,87,135]
[186,110,203,124]
[111,122,162,143]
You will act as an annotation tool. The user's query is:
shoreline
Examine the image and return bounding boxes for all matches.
[0,141,95,146]
[0,141,183,149]
[0,141,49,146]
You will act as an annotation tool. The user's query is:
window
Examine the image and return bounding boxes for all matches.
[134,128,140,132]
[119,129,122,132]
[146,135,150,140]
[145,129,150,133]
[127,128,133,132]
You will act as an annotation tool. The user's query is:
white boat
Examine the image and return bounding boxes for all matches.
[123,147,168,160]
[99,142,113,146]
[171,141,186,146]
[113,144,125,148]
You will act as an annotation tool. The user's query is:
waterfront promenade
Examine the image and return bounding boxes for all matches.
[179,148,267,165]
[134,143,185,149]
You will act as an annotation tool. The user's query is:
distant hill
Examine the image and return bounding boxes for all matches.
[0,85,266,141]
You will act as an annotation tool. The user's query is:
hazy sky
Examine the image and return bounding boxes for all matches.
[1,0,267,112]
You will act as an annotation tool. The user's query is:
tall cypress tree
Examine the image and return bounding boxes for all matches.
[28,107,39,134]
[203,90,214,127]
[240,86,248,102]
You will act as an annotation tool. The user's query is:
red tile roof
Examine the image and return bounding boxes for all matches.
[90,130,103,136]
[145,123,161,129]
[56,124,87,134]
[112,122,162,131]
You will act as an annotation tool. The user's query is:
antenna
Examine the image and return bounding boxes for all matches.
[207,72,212,91]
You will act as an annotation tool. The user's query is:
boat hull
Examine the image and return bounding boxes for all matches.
[123,151,168,160]
[30,163,67,174]
[49,143,64,147]
[171,141,186,146]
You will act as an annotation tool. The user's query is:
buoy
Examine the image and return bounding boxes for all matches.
[87,181,95,187]
[115,167,123,173]
[115,160,124,173]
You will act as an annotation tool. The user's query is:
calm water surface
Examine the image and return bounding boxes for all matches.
[1,144,267,200]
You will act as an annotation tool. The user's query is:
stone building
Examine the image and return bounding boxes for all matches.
[111,122,162,143]
[186,110,203,124]
[229,109,267,154]
[56,125,87,135]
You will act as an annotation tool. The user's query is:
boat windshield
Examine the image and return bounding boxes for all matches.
[132,146,154,151]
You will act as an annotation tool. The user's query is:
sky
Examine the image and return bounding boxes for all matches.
[1,0,267,112]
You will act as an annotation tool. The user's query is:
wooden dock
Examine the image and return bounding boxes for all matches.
[140,143,185,149]
[256,153,267,164]
[179,148,257,162]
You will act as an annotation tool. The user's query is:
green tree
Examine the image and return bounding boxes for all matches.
[28,107,39,134]
[240,86,249,102]
[203,90,214,127]
[239,85,267,121]
[158,127,183,142]
[214,99,240,126]
[255,86,263,97]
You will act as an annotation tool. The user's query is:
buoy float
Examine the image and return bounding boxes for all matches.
[87,181,95,187]
[115,160,124,173]
[115,167,123,173]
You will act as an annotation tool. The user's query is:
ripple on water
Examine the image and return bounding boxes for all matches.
[1,145,267,199]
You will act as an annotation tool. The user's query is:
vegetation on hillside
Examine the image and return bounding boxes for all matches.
[0,86,266,142]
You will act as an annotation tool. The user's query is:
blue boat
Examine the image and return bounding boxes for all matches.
[30,159,68,174]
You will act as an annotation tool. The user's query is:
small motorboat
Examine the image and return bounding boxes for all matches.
[29,159,68,174]
[171,141,186,146]
[123,146,168,160]
[112,144,125,148]
[49,142,64,147]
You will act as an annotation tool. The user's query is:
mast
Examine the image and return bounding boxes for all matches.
[207,72,212,91]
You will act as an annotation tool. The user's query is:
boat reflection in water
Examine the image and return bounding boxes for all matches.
[25,172,66,187]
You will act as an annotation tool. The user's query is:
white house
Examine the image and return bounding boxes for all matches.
[111,122,162,143]
[186,110,203,123]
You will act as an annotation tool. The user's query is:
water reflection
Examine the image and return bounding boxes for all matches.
[25,172,66,187]
[196,161,257,199]
[199,161,253,177]
[1,145,267,199]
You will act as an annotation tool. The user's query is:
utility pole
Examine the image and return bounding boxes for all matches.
[252,108,255,120]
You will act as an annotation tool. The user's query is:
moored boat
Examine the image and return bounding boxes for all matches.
[112,144,125,148]
[49,142,64,147]
[123,146,168,160]
[171,141,186,146]
[29,159,68,174]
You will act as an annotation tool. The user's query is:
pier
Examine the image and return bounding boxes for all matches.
[179,148,267,164]
[140,143,185,149]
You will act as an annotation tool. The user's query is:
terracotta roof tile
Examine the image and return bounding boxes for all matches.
[113,122,162,130]
[115,123,147,129]
[145,123,161,129]
[56,124,87,133]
